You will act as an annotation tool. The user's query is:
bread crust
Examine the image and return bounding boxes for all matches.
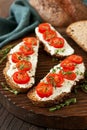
[27,87,71,107]
[3,39,39,93]
[27,77,84,107]
[27,55,85,107]
[66,20,87,52]
[29,0,71,27]
[35,24,74,57]
[3,61,30,93]
[29,0,87,27]
[37,37,63,58]
[44,44,64,58]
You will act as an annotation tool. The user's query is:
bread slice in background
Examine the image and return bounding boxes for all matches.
[66,20,87,52]
[29,0,87,27]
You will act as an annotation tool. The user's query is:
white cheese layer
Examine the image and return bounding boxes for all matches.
[7,41,39,88]
[35,62,85,101]
[35,24,74,56]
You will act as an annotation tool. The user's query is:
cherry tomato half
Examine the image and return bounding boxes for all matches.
[16,60,32,71]
[38,23,50,33]
[67,55,83,64]
[43,29,57,41]
[13,71,30,84]
[11,52,23,63]
[59,70,76,80]
[23,37,37,47]
[61,59,75,71]
[36,82,53,98]
[46,73,64,87]
[19,45,34,56]
[49,37,64,48]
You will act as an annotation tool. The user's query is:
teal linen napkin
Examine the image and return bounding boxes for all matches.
[83,0,87,4]
[0,0,42,48]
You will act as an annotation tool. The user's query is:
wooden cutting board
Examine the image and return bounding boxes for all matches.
[0,31,87,129]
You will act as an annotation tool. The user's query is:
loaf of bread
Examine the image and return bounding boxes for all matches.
[27,55,85,107]
[3,37,39,93]
[66,20,87,52]
[35,23,74,57]
[29,0,87,27]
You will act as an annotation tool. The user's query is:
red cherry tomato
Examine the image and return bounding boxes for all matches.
[46,73,64,87]
[16,60,32,71]
[43,29,57,41]
[49,37,64,48]
[23,37,37,47]
[19,45,34,56]
[67,55,83,64]
[61,59,75,71]
[13,71,30,84]
[36,82,53,98]
[38,23,50,33]
[11,52,23,63]
[59,70,76,80]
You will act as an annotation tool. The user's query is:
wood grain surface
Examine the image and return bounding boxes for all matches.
[0,0,58,129]
[0,103,50,130]
[0,0,87,130]
[0,33,87,129]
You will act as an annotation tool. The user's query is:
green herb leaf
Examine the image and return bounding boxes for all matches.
[74,70,87,93]
[49,98,77,112]
[84,70,87,78]
[19,64,24,70]
[52,57,58,62]
[0,82,19,95]
[52,68,56,73]
[0,45,14,64]
[0,55,7,64]
[63,71,73,75]
[56,66,62,70]
[65,98,77,106]
[80,84,87,93]
[55,49,65,54]
[49,107,57,112]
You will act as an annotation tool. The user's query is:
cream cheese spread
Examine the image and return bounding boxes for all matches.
[35,24,74,56]
[35,62,85,101]
[7,40,39,88]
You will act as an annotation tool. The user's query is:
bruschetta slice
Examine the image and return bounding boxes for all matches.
[35,23,74,57]
[3,37,39,93]
[27,55,85,107]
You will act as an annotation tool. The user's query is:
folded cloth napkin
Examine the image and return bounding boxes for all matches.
[0,0,42,48]
[83,0,87,4]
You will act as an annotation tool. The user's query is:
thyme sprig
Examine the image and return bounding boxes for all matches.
[49,98,77,112]
[0,45,14,64]
[74,70,87,93]
[52,57,59,62]
[0,82,19,95]
[74,84,87,94]
[55,49,65,54]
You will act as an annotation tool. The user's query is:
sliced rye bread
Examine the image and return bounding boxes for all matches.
[35,23,74,58]
[3,37,39,93]
[27,55,85,107]
[66,20,87,52]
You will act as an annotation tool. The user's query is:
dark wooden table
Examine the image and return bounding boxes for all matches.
[0,1,87,130]
[0,0,57,130]
[0,0,60,129]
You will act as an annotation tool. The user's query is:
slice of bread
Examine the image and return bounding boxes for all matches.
[35,23,74,57]
[27,55,85,107]
[66,20,87,52]
[3,37,39,93]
